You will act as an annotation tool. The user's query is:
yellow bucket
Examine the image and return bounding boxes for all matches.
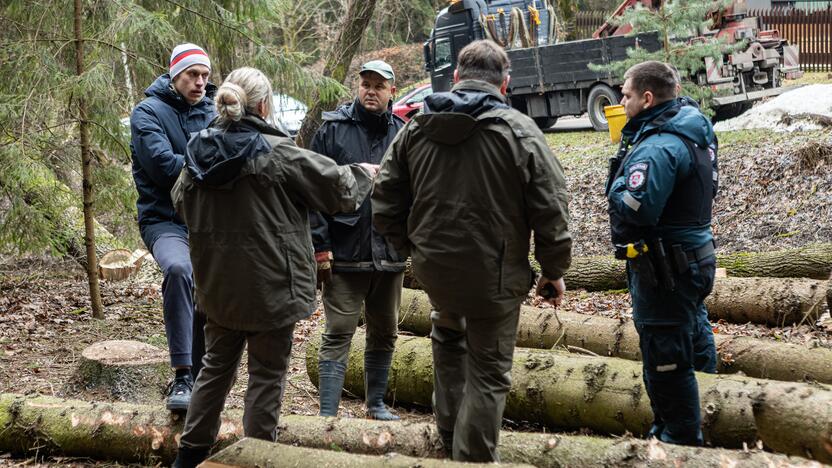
[604,104,626,144]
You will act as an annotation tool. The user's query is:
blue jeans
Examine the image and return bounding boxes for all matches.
[152,231,205,372]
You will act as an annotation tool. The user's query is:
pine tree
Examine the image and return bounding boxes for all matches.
[590,0,739,114]
[0,0,346,315]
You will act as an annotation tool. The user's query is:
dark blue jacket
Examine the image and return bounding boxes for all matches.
[607,100,716,250]
[130,74,216,250]
[309,99,406,272]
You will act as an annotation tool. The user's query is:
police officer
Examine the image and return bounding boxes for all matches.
[372,40,572,462]
[310,60,406,421]
[606,61,719,446]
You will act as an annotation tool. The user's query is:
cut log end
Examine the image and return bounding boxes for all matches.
[81,340,168,366]
[74,340,169,403]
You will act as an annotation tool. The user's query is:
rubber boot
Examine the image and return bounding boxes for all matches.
[173,446,210,468]
[364,350,399,421]
[318,360,347,417]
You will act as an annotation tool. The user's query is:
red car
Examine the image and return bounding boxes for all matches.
[392,84,432,122]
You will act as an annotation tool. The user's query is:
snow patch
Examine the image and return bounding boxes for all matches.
[714,84,832,132]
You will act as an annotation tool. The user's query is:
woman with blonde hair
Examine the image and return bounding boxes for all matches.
[171,67,378,467]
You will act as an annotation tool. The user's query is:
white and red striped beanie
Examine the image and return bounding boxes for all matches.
[169,43,211,79]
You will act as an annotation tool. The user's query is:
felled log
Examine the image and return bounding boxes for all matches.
[398,288,832,384]
[705,276,828,326]
[563,256,627,291]
[276,414,821,468]
[558,244,832,291]
[72,340,169,403]
[204,437,534,468]
[0,394,820,467]
[0,393,241,464]
[408,275,829,326]
[306,331,832,461]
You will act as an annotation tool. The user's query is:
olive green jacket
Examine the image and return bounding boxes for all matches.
[372,80,572,316]
[172,116,374,331]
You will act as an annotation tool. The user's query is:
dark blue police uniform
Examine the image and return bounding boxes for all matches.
[606,98,718,446]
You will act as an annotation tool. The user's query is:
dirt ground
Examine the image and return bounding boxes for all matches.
[2,118,832,465]
[1,257,830,466]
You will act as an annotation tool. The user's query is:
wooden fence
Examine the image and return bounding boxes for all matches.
[751,7,832,72]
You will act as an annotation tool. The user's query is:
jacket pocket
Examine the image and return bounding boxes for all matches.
[330,213,362,261]
[498,240,507,293]
[284,245,296,299]
[641,325,694,374]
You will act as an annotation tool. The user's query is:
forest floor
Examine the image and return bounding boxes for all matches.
[2,76,832,466]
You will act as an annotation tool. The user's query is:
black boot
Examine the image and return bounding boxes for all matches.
[172,445,210,468]
[364,350,399,421]
[318,360,347,417]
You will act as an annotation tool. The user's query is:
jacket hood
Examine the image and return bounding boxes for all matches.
[625,99,715,147]
[145,74,217,111]
[185,116,285,187]
[416,80,510,145]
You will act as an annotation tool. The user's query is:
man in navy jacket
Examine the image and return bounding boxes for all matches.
[130,43,215,412]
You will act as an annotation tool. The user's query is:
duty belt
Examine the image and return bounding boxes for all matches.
[676,240,716,263]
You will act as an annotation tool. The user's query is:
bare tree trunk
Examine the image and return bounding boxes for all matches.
[0,394,815,467]
[295,0,378,148]
[206,438,534,468]
[398,288,832,384]
[557,244,832,291]
[307,330,832,462]
[73,0,104,319]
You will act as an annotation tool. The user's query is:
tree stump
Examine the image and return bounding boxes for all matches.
[75,340,169,403]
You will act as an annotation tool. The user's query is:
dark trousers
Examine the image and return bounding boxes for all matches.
[629,254,717,446]
[318,271,403,363]
[694,304,717,374]
[179,320,295,449]
[430,305,520,463]
[152,232,204,370]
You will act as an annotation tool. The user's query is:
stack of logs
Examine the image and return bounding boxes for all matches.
[2,244,830,466]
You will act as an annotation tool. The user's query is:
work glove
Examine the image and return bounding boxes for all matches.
[316,251,333,289]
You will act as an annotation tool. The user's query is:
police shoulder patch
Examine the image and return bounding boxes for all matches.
[626,162,649,191]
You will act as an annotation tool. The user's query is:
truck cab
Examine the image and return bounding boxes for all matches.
[424,0,487,93]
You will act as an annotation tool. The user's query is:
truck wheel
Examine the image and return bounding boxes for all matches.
[587,84,621,132]
[534,117,558,129]
[713,102,753,122]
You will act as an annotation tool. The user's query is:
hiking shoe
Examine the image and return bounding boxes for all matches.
[166,374,193,412]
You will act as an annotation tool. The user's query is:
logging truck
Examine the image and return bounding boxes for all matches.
[423,0,802,130]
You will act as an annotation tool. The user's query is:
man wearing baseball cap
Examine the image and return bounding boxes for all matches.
[129,43,215,412]
[309,60,405,420]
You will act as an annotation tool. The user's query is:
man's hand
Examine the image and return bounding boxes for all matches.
[315,251,333,290]
[358,163,380,177]
[536,276,565,307]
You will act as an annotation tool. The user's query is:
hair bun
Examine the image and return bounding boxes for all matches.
[216,82,248,122]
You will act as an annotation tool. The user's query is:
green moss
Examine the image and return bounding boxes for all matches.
[143,334,168,349]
